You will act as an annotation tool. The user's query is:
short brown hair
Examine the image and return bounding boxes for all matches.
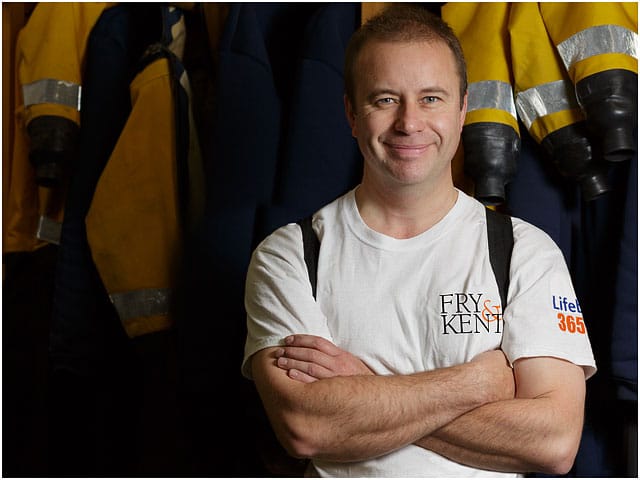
[344,4,467,109]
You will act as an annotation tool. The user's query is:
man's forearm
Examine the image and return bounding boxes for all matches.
[253,348,514,462]
[416,398,544,473]
[414,359,586,475]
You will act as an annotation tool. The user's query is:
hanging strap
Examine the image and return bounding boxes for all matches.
[298,208,514,307]
[485,207,514,309]
[297,215,320,299]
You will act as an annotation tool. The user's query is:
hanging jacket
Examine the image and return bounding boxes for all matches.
[510,2,610,201]
[49,4,198,375]
[441,2,520,206]
[5,3,111,254]
[85,6,203,338]
[18,2,112,185]
[442,2,638,205]
[541,2,638,164]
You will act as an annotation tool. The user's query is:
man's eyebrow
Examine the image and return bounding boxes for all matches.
[366,88,400,102]
[419,86,451,97]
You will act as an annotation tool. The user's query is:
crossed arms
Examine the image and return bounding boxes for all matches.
[250,334,586,475]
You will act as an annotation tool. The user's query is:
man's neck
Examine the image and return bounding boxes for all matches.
[354,180,458,239]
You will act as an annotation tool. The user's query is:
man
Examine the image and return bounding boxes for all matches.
[242,5,596,477]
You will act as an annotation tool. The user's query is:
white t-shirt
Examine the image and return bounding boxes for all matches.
[242,187,597,477]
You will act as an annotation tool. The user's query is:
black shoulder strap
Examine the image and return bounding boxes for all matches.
[485,208,514,309]
[298,209,514,308]
[297,215,320,299]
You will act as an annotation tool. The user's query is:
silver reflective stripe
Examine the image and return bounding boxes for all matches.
[36,215,62,245]
[467,80,517,119]
[515,80,579,130]
[22,78,82,110]
[557,24,638,70]
[110,288,171,321]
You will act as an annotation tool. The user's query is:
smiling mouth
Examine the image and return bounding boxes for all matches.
[385,142,429,157]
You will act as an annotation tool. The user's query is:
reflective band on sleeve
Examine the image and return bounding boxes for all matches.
[36,215,62,245]
[467,80,517,119]
[22,79,82,110]
[557,25,638,70]
[515,80,579,130]
[110,288,171,321]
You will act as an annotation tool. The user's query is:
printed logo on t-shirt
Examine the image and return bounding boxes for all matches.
[439,293,503,335]
[552,296,587,335]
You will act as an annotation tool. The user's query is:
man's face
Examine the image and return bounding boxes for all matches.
[346,40,467,190]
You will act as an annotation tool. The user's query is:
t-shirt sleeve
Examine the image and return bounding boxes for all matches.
[241,223,333,379]
[501,219,597,379]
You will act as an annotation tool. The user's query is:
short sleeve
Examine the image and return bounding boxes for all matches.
[501,219,597,379]
[242,223,333,379]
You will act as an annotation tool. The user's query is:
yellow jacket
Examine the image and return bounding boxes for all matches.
[442,2,638,203]
[5,3,110,253]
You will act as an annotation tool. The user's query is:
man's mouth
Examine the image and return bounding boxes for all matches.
[385,142,430,158]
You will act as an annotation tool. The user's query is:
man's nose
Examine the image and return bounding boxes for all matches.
[394,102,426,134]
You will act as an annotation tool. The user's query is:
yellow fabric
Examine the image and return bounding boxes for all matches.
[443,1,637,148]
[4,3,112,254]
[528,109,587,144]
[2,3,37,253]
[540,2,638,44]
[17,2,111,125]
[360,3,391,24]
[540,2,639,81]
[5,52,67,254]
[85,58,181,338]
[510,3,568,87]
[509,2,585,144]
[464,108,519,133]
[3,4,27,243]
[443,3,513,87]
[443,2,518,131]
[572,53,638,82]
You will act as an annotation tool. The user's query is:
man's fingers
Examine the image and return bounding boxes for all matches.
[277,345,331,365]
[277,336,375,377]
[287,368,317,383]
[276,354,334,379]
[284,334,342,356]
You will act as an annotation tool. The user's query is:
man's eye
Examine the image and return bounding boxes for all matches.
[376,97,396,105]
[424,96,440,103]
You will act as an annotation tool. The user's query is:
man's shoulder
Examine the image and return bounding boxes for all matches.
[252,222,303,262]
[310,188,355,230]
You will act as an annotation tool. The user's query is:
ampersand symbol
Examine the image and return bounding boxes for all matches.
[481,299,502,322]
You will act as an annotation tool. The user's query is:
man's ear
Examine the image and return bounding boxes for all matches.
[344,94,357,138]
[459,91,468,130]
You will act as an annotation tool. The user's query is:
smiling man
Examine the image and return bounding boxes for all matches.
[242,5,596,477]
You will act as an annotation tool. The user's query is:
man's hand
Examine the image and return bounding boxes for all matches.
[275,335,514,402]
[275,334,374,383]
[253,338,517,462]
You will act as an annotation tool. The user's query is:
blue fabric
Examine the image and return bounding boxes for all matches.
[609,155,638,400]
[205,3,318,208]
[270,3,362,230]
[507,127,637,477]
[505,125,579,263]
[177,5,325,475]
